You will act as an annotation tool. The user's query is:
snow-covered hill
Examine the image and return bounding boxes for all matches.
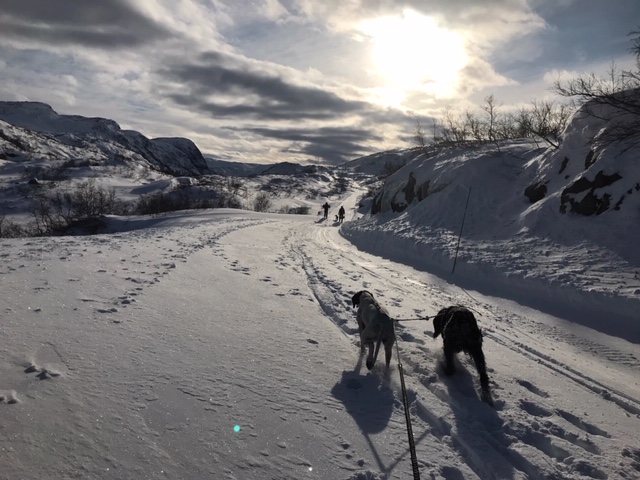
[0,102,209,177]
[205,157,334,177]
[341,102,640,340]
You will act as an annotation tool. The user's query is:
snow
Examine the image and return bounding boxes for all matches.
[2,195,640,479]
[1,103,640,479]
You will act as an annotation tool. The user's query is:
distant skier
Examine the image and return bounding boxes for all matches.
[338,206,345,223]
[322,202,330,220]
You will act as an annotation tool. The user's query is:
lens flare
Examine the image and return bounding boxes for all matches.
[234,425,241,433]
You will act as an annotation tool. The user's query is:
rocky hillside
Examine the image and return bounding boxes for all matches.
[366,96,640,261]
[0,102,209,177]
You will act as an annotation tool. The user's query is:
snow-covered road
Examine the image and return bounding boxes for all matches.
[2,210,639,479]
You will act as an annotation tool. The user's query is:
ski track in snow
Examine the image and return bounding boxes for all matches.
[2,214,640,479]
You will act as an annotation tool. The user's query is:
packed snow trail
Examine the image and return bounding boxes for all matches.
[283,213,640,480]
[1,209,639,479]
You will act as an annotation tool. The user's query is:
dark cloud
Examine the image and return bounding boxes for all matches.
[0,0,169,48]
[157,51,394,164]
[246,126,382,164]
[490,0,640,81]
[160,51,370,121]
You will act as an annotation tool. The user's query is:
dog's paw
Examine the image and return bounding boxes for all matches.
[481,389,494,407]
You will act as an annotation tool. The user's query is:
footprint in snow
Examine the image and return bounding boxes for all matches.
[24,362,62,380]
[0,391,19,404]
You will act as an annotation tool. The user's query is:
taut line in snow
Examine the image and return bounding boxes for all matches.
[393,322,422,480]
[393,316,431,322]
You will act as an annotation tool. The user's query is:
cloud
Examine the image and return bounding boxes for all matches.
[151,49,400,164]
[282,0,547,102]
[158,51,370,121]
[0,0,170,49]
[2,0,633,167]
[289,0,546,42]
[246,125,382,164]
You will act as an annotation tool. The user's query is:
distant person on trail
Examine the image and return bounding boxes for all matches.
[322,202,330,220]
[338,206,345,223]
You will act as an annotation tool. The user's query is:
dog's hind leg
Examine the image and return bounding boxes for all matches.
[365,342,377,370]
[364,326,384,370]
[383,339,394,369]
[443,343,457,375]
[359,337,367,356]
[358,323,366,356]
[470,346,493,405]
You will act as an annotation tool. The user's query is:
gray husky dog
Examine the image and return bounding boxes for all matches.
[351,290,396,370]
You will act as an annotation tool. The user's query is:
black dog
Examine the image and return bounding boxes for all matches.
[433,306,492,405]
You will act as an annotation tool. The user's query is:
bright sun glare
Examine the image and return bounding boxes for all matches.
[359,9,467,104]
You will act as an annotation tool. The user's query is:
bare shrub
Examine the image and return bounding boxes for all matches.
[528,100,573,149]
[430,96,574,149]
[285,206,310,215]
[0,215,28,238]
[31,179,131,233]
[253,192,272,212]
[136,188,222,215]
[441,107,468,143]
[414,118,427,149]
[554,59,640,150]
[216,192,243,209]
[380,160,406,179]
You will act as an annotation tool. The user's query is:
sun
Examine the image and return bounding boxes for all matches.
[359,9,467,101]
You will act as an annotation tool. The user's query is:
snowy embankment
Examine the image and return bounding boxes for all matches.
[340,132,640,343]
[341,214,640,343]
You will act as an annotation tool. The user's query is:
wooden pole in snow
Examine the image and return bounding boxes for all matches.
[451,186,472,275]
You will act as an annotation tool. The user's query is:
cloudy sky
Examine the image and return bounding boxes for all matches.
[1,0,638,165]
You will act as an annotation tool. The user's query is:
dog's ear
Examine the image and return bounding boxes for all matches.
[351,291,362,308]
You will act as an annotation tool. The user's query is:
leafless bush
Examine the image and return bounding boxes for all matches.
[226,178,246,196]
[0,215,29,238]
[31,179,131,233]
[216,192,243,209]
[430,95,574,150]
[253,192,272,212]
[528,100,573,149]
[380,160,406,180]
[554,54,640,150]
[414,118,428,149]
[482,95,499,145]
[136,188,222,215]
[277,205,310,215]
[441,107,469,144]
